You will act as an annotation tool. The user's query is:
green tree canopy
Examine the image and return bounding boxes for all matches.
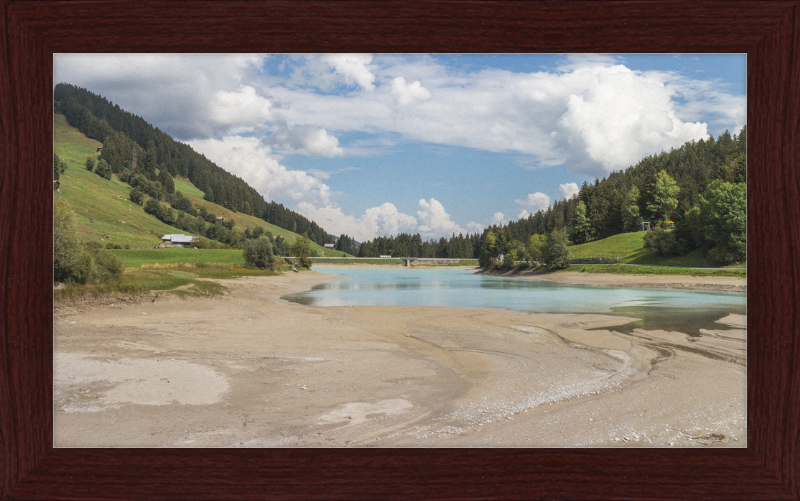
[622,186,643,232]
[478,230,499,267]
[701,180,746,265]
[95,159,112,180]
[54,154,67,182]
[54,198,83,282]
[85,157,96,172]
[572,201,592,244]
[543,228,569,269]
[527,234,546,264]
[243,236,277,270]
[646,170,680,227]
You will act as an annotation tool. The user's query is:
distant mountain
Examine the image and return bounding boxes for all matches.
[54,83,335,247]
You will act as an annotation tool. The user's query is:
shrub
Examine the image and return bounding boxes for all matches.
[144,198,163,218]
[129,188,145,205]
[54,198,83,283]
[643,227,685,257]
[73,247,124,284]
[296,252,312,269]
[242,236,277,270]
[95,159,112,180]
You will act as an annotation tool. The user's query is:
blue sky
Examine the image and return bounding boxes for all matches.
[54,53,745,241]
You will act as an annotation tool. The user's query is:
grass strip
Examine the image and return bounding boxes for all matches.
[567,264,746,277]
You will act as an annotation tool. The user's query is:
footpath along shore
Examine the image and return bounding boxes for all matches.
[54,269,746,447]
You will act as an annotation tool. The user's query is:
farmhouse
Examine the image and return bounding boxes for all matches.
[324,243,334,249]
[160,234,197,248]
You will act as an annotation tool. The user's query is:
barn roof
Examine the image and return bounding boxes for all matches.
[161,234,196,243]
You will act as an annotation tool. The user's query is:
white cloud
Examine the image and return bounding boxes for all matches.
[296,197,483,241]
[56,54,744,179]
[391,76,432,106]
[187,136,332,206]
[265,55,731,178]
[295,202,417,242]
[211,85,272,129]
[491,212,506,224]
[267,122,344,157]
[417,198,469,238]
[551,64,708,176]
[54,54,265,140]
[558,182,580,199]
[515,192,551,212]
[517,209,530,220]
[320,54,376,91]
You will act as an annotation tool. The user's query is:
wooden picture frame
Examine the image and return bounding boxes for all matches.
[2,1,798,498]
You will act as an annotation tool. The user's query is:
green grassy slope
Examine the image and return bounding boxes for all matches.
[55,114,185,248]
[54,113,349,257]
[567,231,744,268]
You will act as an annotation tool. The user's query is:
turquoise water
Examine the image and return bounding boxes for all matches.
[282,268,746,335]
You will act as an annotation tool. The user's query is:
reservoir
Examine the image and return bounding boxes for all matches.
[282,268,746,336]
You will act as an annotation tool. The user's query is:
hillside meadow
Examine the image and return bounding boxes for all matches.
[54,114,348,257]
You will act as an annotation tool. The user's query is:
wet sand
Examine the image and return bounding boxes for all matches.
[54,270,746,447]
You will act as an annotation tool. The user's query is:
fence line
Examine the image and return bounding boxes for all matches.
[569,254,620,263]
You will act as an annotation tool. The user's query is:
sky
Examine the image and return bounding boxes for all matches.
[54,53,746,242]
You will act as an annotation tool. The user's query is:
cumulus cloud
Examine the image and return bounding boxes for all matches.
[211,85,272,130]
[319,54,376,91]
[558,182,580,199]
[296,197,482,241]
[515,192,551,212]
[551,64,707,176]
[56,54,744,179]
[54,54,265,140]
[295,202,417,242]
[517,209,530,220]
[187,136,332,206]
[417,198,468,238]
[266,122,344,157]
[391,76,432,106]
[264,55,735,178]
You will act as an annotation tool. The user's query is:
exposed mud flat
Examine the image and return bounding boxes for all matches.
[479,268,746,293]
[54,271,746,448]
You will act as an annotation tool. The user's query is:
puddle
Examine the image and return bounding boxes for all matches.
[592,306,746,338]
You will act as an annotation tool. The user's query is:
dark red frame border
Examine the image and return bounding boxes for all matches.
[2,1,798,499]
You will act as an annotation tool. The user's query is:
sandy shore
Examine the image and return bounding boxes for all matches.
[54,270,746,447]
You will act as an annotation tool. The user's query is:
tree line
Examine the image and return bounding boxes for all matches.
[356,127,746,268]
[479,127,747,267]
[54,83,335,247]
[356,232,483,258]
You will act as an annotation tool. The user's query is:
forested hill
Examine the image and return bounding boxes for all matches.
[54,83,334,246]
[492,126,745,243]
